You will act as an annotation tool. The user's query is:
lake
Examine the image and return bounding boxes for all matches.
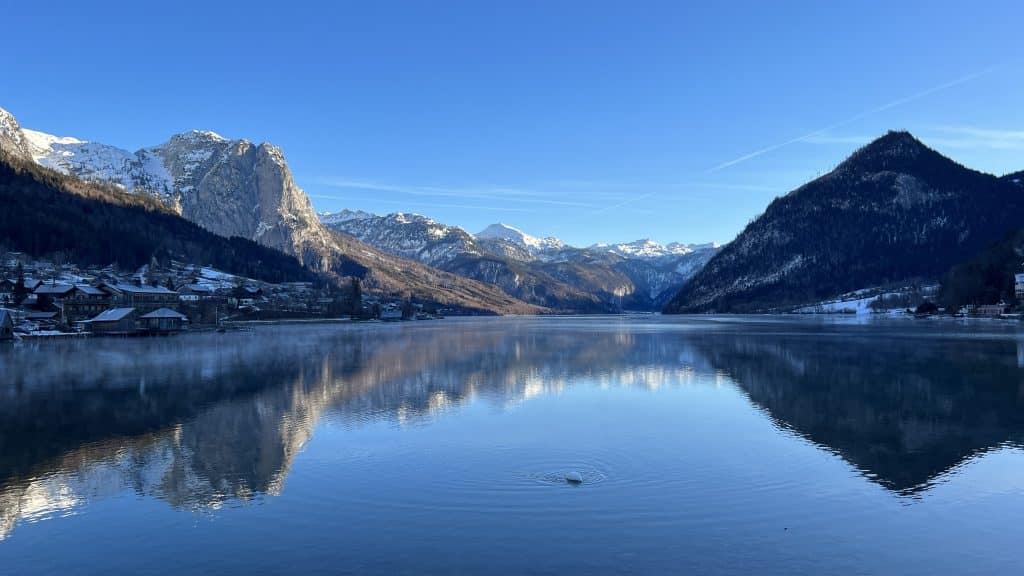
[1,316,1023,575]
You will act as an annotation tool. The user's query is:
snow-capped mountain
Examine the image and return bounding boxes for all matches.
[21,128,177,201]
[319,209,375,227]
[2,103,719,314]
[476,223,566,257]
[589,239,720,259]
[322,211,720,310]
[2,112,324,256]
[323,210,479,267]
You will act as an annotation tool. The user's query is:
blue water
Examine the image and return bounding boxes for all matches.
[1,316,1023,574]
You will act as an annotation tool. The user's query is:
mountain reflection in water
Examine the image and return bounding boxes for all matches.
[1,317,1023,540]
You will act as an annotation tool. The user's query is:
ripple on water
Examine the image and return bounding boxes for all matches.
[527,467,608,487]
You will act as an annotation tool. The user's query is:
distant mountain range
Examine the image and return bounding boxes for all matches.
[0,105,716,313]
[665,131,1024,313]
[0,107,539,315]
[8,103,1015,316]
[321,210,719,311]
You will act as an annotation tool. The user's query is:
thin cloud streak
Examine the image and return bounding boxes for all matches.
[308,194,536,213]
[707,66,1000,173]
[584,192,658,216]
[805,125,1024,151]
[316,178,605,208]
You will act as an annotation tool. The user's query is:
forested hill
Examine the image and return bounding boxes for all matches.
[938,228,1024,310]
[0,150,322,284]
[665,131,1024,313]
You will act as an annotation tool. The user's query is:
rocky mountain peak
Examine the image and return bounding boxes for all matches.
[476,223,566,254]
[0,107,31,158]
[319,209,376,226]
[165,129,228,145]
[835,130,950,175]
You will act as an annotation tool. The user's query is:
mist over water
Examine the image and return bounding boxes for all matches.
[2,317,1024,575]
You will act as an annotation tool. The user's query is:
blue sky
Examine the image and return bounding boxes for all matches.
[3,1,1022,246]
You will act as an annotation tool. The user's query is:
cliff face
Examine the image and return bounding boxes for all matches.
[162,136,328,259]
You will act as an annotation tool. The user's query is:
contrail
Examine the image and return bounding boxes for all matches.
[707,66,1000,173]
[585,192,658,216]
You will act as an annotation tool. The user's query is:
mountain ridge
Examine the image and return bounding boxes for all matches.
[665,131,1024,313]
[322,210,719,310]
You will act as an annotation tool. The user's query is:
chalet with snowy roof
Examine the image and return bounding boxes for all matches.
[24,310,60,329]
[1015,273,1024,300]
[99,283,179,313]
[33,283,75,298]
[83,308,138,334]
[138,308,188,333]
[63,285,113,323]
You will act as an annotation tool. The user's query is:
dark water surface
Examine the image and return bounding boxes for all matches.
[1,316,1023,575]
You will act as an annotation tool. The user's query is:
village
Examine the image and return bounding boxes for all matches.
[0,252,444,341]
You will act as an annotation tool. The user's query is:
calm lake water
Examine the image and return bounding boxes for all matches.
[2,316,1024,575]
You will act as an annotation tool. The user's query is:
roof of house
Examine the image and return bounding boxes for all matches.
[87,307,137,322]
[34,283,75,295]
[179,284,213,294]
[102,283,177,295]
[73,285,107,296]
[139,308,188,320]
[25,311,60,320]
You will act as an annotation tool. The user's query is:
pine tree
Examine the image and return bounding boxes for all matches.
[12,263,28,306]
[349,277,362,319]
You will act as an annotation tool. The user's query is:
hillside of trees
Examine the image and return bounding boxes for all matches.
[665,132,1024,313]
[938,229,1024,310]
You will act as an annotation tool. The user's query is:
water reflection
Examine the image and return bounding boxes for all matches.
[689,327,1024,494]
[2,317,1024,539]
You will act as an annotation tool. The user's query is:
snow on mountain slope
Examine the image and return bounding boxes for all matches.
[588,239,720,259]
[322,211,479,267]
[322,210,721,310]
[320,209,375,226]
[1,109,323,253]
[22,128,176,199]
[476,223,566,257]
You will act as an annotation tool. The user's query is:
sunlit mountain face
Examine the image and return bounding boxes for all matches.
[2,318,1024,543]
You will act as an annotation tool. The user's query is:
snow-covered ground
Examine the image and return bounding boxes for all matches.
[794,295,884,315]
[793,285,937,315]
